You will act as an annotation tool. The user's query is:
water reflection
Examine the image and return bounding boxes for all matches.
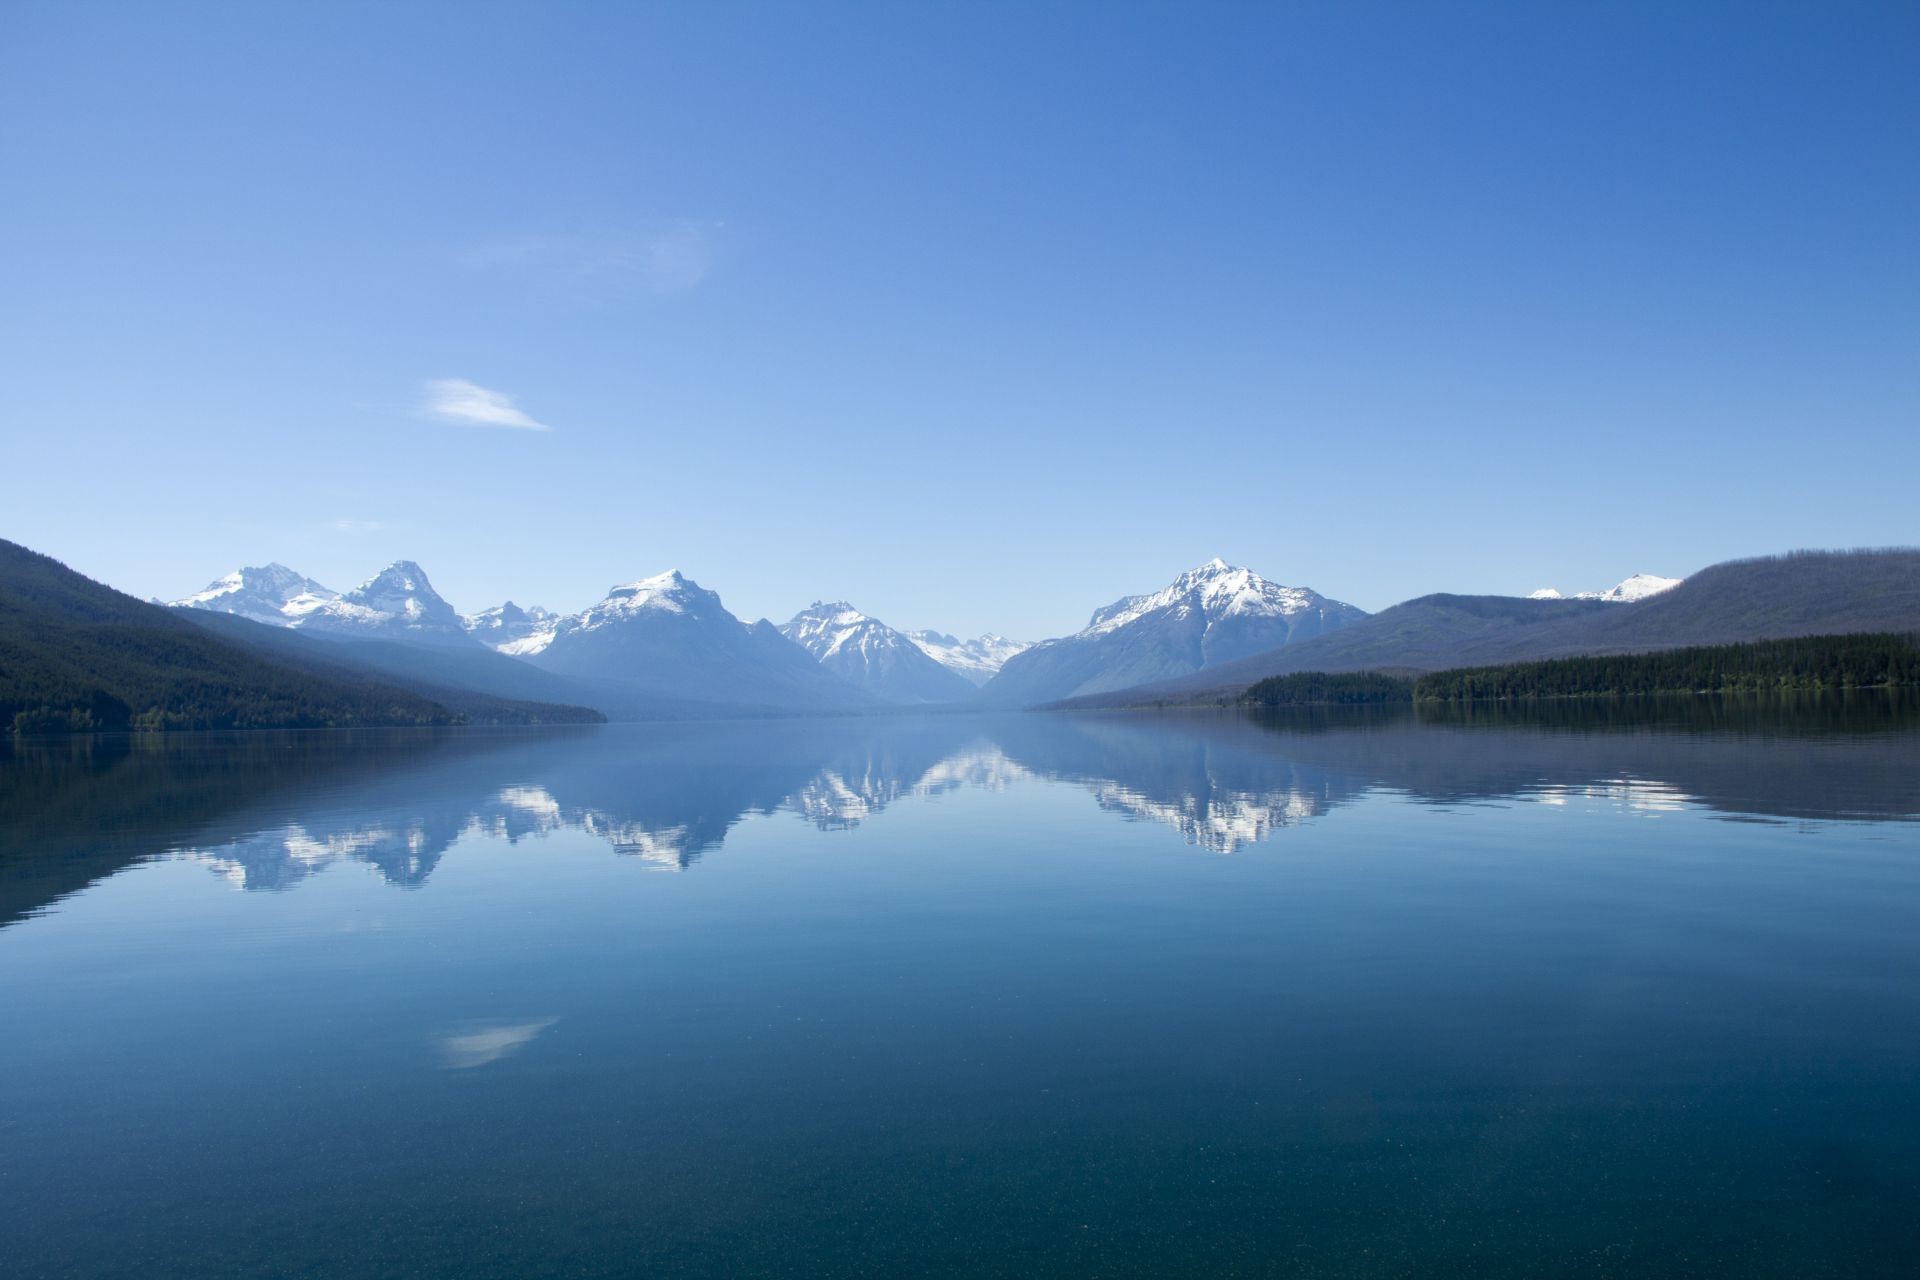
[3,697,1916,921]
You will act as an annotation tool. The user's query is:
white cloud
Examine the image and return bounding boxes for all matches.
[438,1017,559,1069]
[331,518,381,532]
[422,378,552,432]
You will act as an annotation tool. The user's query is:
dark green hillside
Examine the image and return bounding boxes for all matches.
[1243,671,1416,706]
[1415,632,1920,701]
[1239,633,1920,710]
[0,539,459,732]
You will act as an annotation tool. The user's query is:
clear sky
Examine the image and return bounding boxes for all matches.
[2,2,1915,640]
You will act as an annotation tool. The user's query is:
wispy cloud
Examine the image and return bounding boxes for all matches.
[421,378,552,432]
[331,518,381,533]
[438,1017,559,1070]
[457,224,718,297]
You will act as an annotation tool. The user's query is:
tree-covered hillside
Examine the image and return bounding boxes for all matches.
[0,539,462,733]
[1240,633,1920,708]
[1414,632,1920,701]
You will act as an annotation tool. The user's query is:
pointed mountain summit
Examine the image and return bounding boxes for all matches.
[780,602,976,704]
[906,630,1031,686]
[294,560,474,644]
[526,571,882,712]
[978,559,1366,706]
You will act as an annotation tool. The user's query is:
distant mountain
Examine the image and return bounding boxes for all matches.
[907,630,1030,686]
[781,603,976,704]
[172,563,339,625]
[181,610,610,725]
[1529,573,1683,603]
[1068,550,1920,706]
[174,560,477,646]
[525,570,884,713]
[293,561,474,644]
[0,539,464,732]
[977,559,1367,707]
[463,601,559,654]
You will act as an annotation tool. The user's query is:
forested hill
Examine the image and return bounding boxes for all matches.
[1239,633,1920,706]
[0,539,467,733]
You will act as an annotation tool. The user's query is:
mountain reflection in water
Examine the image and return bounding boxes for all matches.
[4,696,1915,923]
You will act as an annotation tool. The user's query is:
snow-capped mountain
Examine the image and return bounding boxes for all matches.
[173,560,474,644]
[525,570,882,712]
[978,559,1367,707]
[171,563,339,626]
[906,630,1031,686]
[1528,573,1683,603]
[463,601,559,654]
[780,603,976,704]
[290,561,474,644]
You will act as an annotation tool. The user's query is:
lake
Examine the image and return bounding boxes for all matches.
[3,700,1918,1277]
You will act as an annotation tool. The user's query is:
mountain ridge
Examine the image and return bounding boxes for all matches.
[1059,550,1920,707]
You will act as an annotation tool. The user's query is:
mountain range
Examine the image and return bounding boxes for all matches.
[1064,550,1920,708]
[1,540,1904,731]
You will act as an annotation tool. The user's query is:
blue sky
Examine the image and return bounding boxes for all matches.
[2,2,1914,639]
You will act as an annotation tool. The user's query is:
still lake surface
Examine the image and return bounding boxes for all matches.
[2,700,1918,1278]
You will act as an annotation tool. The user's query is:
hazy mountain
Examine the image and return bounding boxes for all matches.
[171,563,339,626]
[181,610,612,724]
[463,601,559,653]
[907,630,1030,686]
[525,570,884,713]
[1069,550,1920,705]
[781,603,977,704]
[978,559,1367,707]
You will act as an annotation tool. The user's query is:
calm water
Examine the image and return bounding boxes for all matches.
[3,701,1918,1278]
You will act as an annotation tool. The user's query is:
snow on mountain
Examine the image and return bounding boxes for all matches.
[294,561,474,643]
[978,559,1367,707]
[780,602,977,704]
[1526,574,1684,603]
[526,571,882,712]
[906,630,1031,686]
[1580,573,1684,603]
[171,563,338,626]
[173,560,476,644]
[463,601,559,654]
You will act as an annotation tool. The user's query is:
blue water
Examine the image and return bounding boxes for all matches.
[2,703,1917,1277]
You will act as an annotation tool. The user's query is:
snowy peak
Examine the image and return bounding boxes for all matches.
[781,601,883,661]
[171,563,338,625]
[780,601,977,704]
[907,630,1032,686]
[1084,559,1330,636]
[576,569,727,629]
[977,560,1367,706]
[1583,573,1683,603]
[311,560,470,639]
